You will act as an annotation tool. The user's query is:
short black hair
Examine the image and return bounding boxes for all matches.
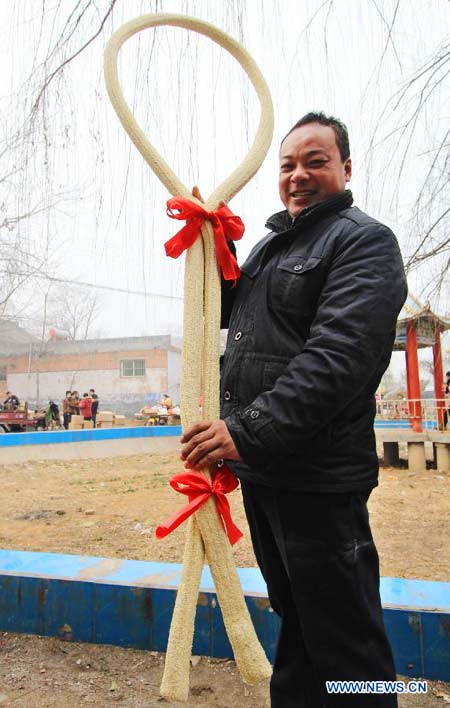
[66,390,71,395]
[281,111,350,162]
[446,371,450,377]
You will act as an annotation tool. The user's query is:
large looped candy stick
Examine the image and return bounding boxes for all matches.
[104,14,274,702]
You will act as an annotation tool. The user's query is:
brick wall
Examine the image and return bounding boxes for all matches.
[1,347,180,415]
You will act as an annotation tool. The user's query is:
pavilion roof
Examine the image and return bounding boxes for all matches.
[394,292,450,350]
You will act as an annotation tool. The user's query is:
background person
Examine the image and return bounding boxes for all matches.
[47,400,60,429]
[2,391,20,410]
[444,371,450,429]
[79,392,93,421]
[89,388,99,427]
[62,390,72,430]
[160,393,173,409]
[69,390,80,416]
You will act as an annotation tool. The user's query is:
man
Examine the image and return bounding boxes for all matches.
[79,392,93,421]
[89,388,99,427]
[69,390,80,416]
[444,371,450,429]
[181,113,408,707]
[160,393,173,409]
[62,390,72,430]
[3,392,19,410]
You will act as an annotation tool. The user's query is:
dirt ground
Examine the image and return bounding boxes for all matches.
[1,632,449,707]
[0,451,449,706]
[0,451,449,579]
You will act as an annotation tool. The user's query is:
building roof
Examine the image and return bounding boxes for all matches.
[0,319,39,356]
[0,332,181,357]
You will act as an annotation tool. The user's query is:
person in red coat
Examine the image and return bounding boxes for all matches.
[79,392,93,421]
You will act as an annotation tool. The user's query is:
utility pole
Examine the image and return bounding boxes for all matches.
[36,292,49,409]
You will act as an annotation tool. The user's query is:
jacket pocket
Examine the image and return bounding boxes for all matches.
[262,361,288,390]
[271,255,323,317]
[277,255,322,276]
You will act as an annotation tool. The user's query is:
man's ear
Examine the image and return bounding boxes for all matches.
[344,158,352,183]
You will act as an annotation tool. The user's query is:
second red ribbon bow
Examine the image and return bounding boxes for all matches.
[155,465,243,545]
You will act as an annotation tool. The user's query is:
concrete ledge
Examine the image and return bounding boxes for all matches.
[0,425,182,447]
[376,430,428,443]
[0,426,182,462]
[428,431,450,443]
[376,429,450,443]
[377,429,450,472]
[0,436,181,462]
[0,549,448,681]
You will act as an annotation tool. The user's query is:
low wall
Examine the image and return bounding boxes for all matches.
[0,549,448,682]
[0,425,182,447]
[0,426,181,462]
[2,425,449,464]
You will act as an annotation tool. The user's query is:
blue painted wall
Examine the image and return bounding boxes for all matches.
[0,550,448,681]
[0,420,439,447]
[0,425,182,447]
[375,420,437,430]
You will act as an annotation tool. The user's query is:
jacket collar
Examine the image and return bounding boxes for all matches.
[265,190,353,234]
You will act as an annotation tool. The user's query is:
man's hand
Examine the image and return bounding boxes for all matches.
[180,420,242,470]
[192,184,225,209]
[191,185,204,203]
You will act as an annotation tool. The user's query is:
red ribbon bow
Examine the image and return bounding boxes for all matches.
[165,197,244,282]
[155,465,243,545]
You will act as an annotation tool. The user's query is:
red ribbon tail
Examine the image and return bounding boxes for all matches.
[155,493,208,539]
[212,466,243,544]
[221,214,245,243]
[220,254,241,283]
[213,221,241,282]
[164,219,202,259]
[217,497,243,545]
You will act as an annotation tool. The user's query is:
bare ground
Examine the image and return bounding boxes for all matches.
[0,452,449,706]
[1,633,449,707]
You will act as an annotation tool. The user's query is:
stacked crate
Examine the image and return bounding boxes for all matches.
[69,412,127,429]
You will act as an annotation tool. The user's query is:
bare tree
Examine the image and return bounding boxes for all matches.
[2,0,448,330]
[0,1,117,317]
[47,286,101,341]
[363,13,449,288]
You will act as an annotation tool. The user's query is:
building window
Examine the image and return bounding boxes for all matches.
[0,366,6,382]
[120,359,145,377]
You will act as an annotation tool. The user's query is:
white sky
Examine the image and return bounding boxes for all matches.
[0,0,449,371]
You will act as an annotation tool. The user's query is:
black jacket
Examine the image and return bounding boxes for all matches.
[221,190,407,492]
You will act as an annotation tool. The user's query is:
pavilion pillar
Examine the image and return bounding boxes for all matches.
[433,324,445,430]
[405,320,422,432]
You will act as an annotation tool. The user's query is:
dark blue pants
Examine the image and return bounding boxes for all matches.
[240,482,398,707]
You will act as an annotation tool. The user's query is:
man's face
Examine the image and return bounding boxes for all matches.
[279,123,352,218]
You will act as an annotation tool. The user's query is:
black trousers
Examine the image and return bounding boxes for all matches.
[240,481,398,708]
[444,407,449,429]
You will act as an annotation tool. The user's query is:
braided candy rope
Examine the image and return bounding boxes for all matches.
[104,14,274,702]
